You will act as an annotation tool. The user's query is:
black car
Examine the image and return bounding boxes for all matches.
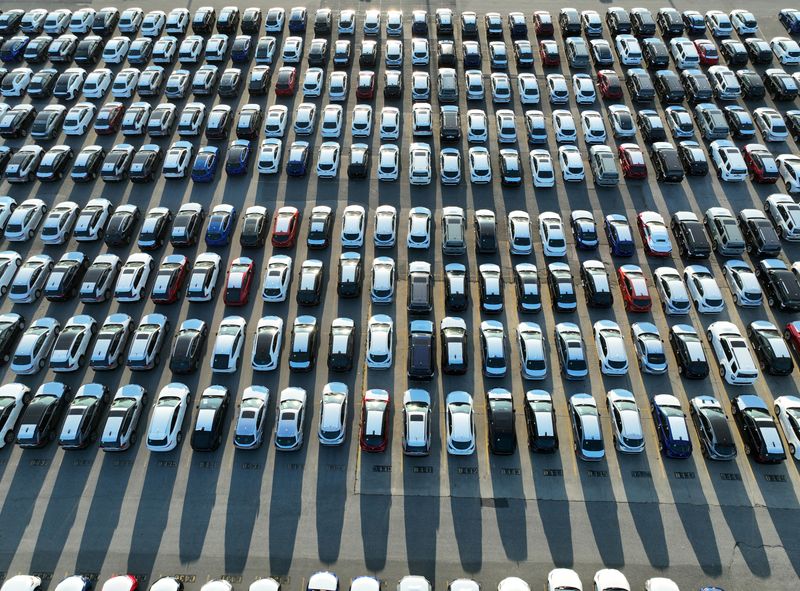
[44,253,88,301]
[765,70,798,101]
[16,382,70,448]
[129,145,163,184]
[737,69,766,99]
[756,259,800,311]
[328,243,359,293]
[654,69,685,103]
[627,69,655,102]
[239,207,269,248]
[580,261,613,308]
[74,36,104,65]
[524,391,558,453]
[307,38,328,65]
[671,212,711,258]
[218,69,242,98]
[739,212,781,258]
[348,144,369,178]
[748,322,794,376]
[0,104,36,138]
[58,383,109,450]
[669,325,709,379]
[558,8,581,36]
[474,211,497,253]
[690,396,737,461]
[359,40,377,67]
[24,36,52,63]
[217,6,239,34]
[191,386,230,452]
[93,9,120,36]
[440,318,468,375]
[732,395,786,464]
[296,261,324,306]
[169,320,207,374]
[37,145,73,182]
[0,313,25,364]
[27,69,57,98]
[0,146,10,176]
[442,263,467,312]
[248,66,271,95]
[384,70,402,99]
[606,7,631,36]
[678,141,709,176]
[681,69,713,103]
[514,264,541,312]
[638,111,667,142]
[631,8,656,37]
[192,6,216,34]
[657,8,684,37]
[486,389,516,455]
[241,8,263,35]
[407,321,435,380]
[643,38,670,69]
[547,263,577,313]
[744,38,772,64]
[327,319,355,372]
[306,206,332,248]
[72,145,106,183]
[720,40,748,66]
[138,208,172,251]
[104,206,139,247]
[171,205,205,247]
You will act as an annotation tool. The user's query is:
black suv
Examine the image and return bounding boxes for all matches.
[671,213,711,258]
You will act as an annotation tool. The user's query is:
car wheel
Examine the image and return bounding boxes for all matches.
[2,353,9,364]
[78,355,85,367]
[131,432,137,445]
[38,358,46,369]
[790,444,796,457]
[719,364,725,377]
[733,294,738,305]
[154,354,161,366]
[0,286,5,297]
[28,230,34,239]
[177,431,183,443]
[743,444,751,456]
[34,289,41,300]
[104,289,111,301]
[4,430,14,444]
[768,296,775,307]
[785,330,792,340]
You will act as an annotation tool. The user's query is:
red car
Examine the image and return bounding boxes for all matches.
[94,102,125,135]
[534,10,554,36]
[618,143,647,179]
[224,256,254,306]
[785,321,800,356]
[694,39,719,65]
[359,389,390,452]
[151,254,189,304]
[598,70,623,99]
[744,144,780,184]
[356,70,376,99]
[636,211,672,257]
[274,66,297,96]
[538,40,560,66]
[617,264,652,312]
[271,205,300,247]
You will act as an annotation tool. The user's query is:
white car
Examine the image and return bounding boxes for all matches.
[99,385,147,451]
[114,253,153,302]
[257,138,283,174]
[379,107,400,140]
[186,252,221,302]
[495,109,517,143]
[370,257,395,303]
[411,71,430,100]
[548,571,583,591]
[141,10,166,37]
[377,144,400,181]
[374,206,397,248]
[753,108,788,142]
[653,267,691,315]
[4,198,47,242]
[631,322,668,375]
[111,68,139,98]
[552,110,577,143]
[594,320,629,376]
[11,317,60,375]
[165,8,190,34]
[465,70,484,100]
[294,103,317,136]
[407,207,432,248]
[468,146,491,183]
[774,396,800,460]
[367,315,393,368]
[341,205,366,247]
[573,73,596,104]
[440,149,462,185]
[179,35,204,64]
[402,390,431,455]
[251,316,283,371]
[772,36,800,65]
[639,211,672,255]
[765,193,800,240]
[74,198,112,242]
[90,313,132,371]
[507,211,533,255]
[409,143,433,185]
[538,212,567,257]
[684,265,725,313]
[517,323,546,380]
[70,7,96,33]
[580,111,607,144]
[146,383,190,452]
[777,154,800,193]
[558,146,585,181]
[710,140,747,182]
[316,142,340,178]
[211,316,246,373]
[0,383,31,448]
[518,73,540,104]
[63,103,96,135]
[205,34,230,62]
[445,392,475,455]
[177,103,205,137]
[546,74,569,104]
[707,321,758,385]
[127,313,168,371]
[103,36,131,65]
[282,36,303,63]
[153,36,178,64]
[264,105,289,138]
[480,321,507,377]
[318,382,348,445]
[328,71,348,101]
[490,72,511,103]
[9,255,53,304]
[530,150,555,188]
[302,67,324,97]
[320,105,343,139]
[615,34,642,65]
[670,37,700,69]
[412,103,433,136]
[233,386,270,449]
[412,38,429,65]
[352,105,373,138]
[723,260,762,307]
[466,109,488,142]
[606,390,644,453]
[265,7,285,32]
[39,201,79,245]
[608,104,636,138]
[45,9,72,35]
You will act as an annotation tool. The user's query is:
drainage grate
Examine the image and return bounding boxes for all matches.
[480,498,510,509]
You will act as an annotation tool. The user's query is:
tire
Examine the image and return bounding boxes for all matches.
[130,432,137,445]
[177,431,183,444]
[787,330,794,341]
[744,444,751,456]
[790,444,796,457]
[78,355,85,368]
[154,354,161,367]
[733,294,738,305]
[34,289,41,300]
[768,296,776,307]
[0,286,5,297]
[4,430,14,444]
[38,358,46,369]
[2,354,8,364]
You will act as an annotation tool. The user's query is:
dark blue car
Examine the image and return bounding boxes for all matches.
[230,35,252,63]
[651,395,693,459]
[604,214,635,256]
[1,36,30,63]
[225,139,251,176]
[205,204,237,246]
[191,146,219,182]
[286,141,310,176]
[570,210,598,249]
[288,7,307,32]
[780,9,800,34]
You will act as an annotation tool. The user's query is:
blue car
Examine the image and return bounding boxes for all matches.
[780,9,800,34]
[651,395,693,459]
[286,141,310,177]
[570,210,598,249]
[225,139,251,176]
[230,35,253,63]
[604,213,634,256]
[1,36,30,63]
[206,204,237,246]
[288,6,307,32]
[191,146,219,183]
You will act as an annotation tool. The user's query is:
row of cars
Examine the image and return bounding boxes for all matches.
[0,569,738,591]
[1,321,799,462]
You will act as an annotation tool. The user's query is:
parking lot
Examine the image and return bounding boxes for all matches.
[1,0,800,590]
